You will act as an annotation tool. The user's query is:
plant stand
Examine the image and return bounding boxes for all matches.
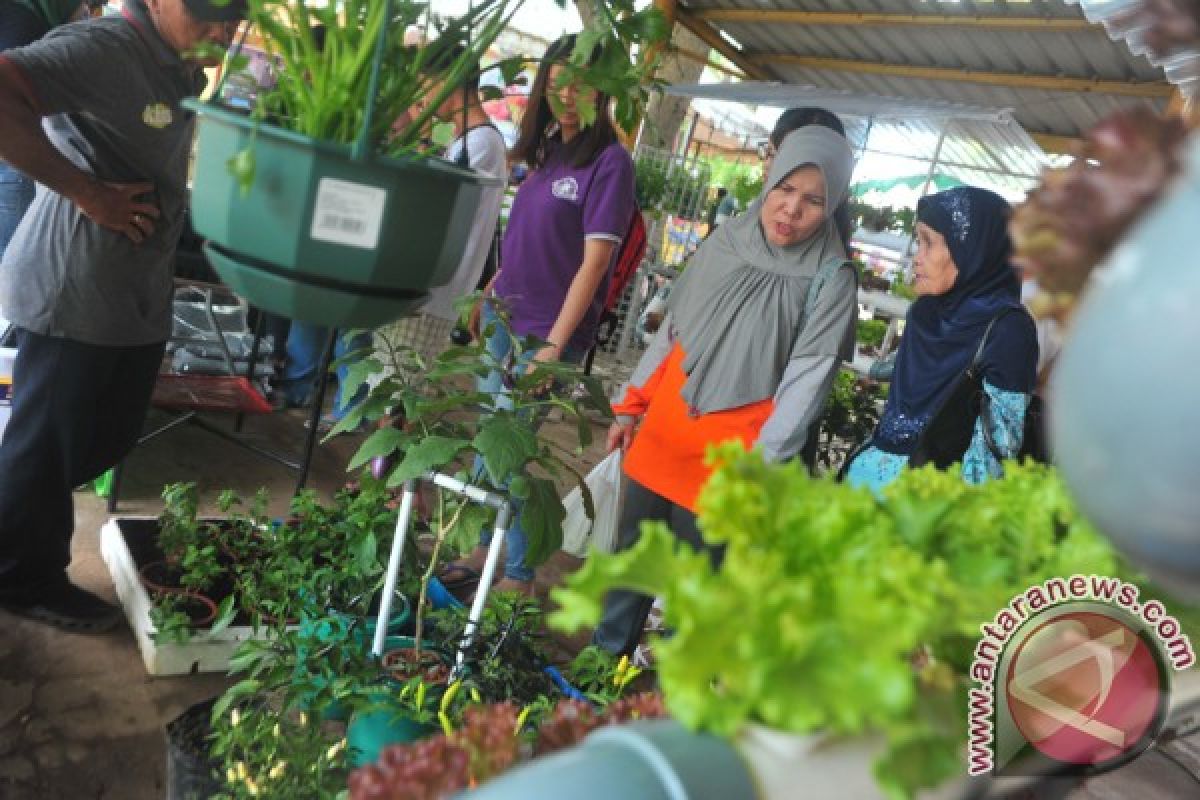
[371,471,513,675]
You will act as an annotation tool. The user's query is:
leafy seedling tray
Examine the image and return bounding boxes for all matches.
[100,516,290,676]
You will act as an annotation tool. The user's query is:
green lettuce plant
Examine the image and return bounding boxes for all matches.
[550,445,1120,799]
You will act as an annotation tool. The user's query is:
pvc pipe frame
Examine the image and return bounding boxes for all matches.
[371,471,514,677]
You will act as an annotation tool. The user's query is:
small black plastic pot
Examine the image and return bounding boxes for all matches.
[165,697,223,800]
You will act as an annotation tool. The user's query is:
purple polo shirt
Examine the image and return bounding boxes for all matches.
[495,140,635,352]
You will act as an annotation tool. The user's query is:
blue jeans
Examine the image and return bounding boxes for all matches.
[0,163,35,259]
[475,302,586,581]
[282,323,372,420]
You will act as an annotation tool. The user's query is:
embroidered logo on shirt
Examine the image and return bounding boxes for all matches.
[551,176,579,202]
[142,103,173,129]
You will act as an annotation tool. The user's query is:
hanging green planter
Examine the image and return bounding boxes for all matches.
[186,102,494,328]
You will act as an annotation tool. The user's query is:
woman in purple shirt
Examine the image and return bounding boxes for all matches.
[453,34,636,595]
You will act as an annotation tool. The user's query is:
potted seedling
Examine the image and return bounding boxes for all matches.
[306,301,612,762]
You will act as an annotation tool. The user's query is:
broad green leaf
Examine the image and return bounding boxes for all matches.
[226,147,256,196]
[347,426,406,471]
[210,678,262,722]
[519,477,565,567]
[472,415,538,486]
[431,120,456,147]
[387,435,469,486]
[207,594,238,637]
[550,523,693,632]
[442,502,495,555]
[356,532,378,572]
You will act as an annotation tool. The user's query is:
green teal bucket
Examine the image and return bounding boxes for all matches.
[346,636,445,767]
[183,102,497,327]
[292,596,413,722]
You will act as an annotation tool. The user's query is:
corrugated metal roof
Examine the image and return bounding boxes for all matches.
[679,0,1176,139]
[663,81,1054,201]
[666,82,1053,194]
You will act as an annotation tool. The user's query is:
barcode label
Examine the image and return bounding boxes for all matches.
[310,178,386,250]
[319,214,365,234]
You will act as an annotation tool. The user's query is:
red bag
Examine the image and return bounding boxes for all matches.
[602,207,647,315]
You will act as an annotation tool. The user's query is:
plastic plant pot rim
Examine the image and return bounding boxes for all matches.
[588,720,760,800]
[203,241,432,299]
[181,98,502,188]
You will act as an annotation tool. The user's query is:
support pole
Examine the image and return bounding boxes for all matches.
[455,501,514,676]
[373,480,417,657]
[370,470,513,668]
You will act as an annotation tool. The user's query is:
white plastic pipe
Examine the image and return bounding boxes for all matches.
[454,503,513,675]
[372,481,416,657]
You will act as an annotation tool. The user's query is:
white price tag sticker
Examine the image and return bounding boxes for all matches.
[309,178,387,250]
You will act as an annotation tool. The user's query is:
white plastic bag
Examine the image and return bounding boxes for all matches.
[560,450,623,557]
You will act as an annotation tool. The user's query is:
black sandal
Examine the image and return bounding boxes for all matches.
[436,563,481,591]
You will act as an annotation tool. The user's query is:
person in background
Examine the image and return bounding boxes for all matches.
[407,41,508,351]
[0,0,89,257]
[270,22,372,431]
[843,187,1039,492]
[444,33,636,596]
[354,41,510,489]
[594,126,859,656]
[712,185,736,228]
[0,0,243,633]
[705,186,727,232]
[762,107,855,252]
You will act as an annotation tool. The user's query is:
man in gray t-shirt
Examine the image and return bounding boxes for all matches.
[0,0,242,633]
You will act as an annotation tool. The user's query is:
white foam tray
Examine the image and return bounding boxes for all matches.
[100,516,278,676]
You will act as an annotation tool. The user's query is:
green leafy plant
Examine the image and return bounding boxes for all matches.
[812,371,886,473]
[220,0,667,178]
[564,645,642,707]
[209,703,350,800]
[431,592,558,707]
[550,445,1120,799]
[730,169,763,210]
[148,477,410,643]
[891,277,917,301]
[336,299,611,647]
[633,153,712,218]
[856,319,888,351]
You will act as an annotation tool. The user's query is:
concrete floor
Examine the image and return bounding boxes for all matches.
[0,405,607,799]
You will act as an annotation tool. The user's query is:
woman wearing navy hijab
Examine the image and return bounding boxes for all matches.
[845,186,1039,491]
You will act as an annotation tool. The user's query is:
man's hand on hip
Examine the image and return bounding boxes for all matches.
[73,180,161,244]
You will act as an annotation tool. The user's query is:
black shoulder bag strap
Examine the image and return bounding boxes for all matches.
[453,122,504,168]
[898,308,1013,471]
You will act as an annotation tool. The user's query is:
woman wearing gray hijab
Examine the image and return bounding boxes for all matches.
[594,126,859,656]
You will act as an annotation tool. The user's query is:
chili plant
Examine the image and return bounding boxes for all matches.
[334,297,612,665]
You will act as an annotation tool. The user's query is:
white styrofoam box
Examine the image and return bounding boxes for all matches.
[100,516,280,676]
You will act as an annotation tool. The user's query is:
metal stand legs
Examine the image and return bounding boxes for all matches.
[371,471,513,677]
